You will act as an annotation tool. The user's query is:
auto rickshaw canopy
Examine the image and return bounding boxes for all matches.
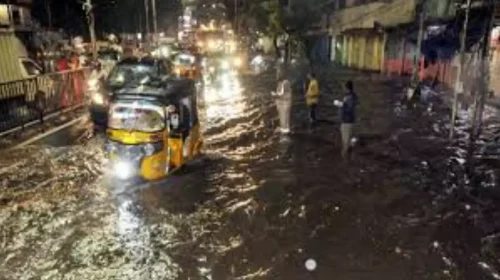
[112,76,196,106]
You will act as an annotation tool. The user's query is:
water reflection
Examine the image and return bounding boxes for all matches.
[203,72,246,122]
[113,187,151,262]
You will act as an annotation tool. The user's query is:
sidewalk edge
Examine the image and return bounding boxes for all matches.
[9,115,87,150]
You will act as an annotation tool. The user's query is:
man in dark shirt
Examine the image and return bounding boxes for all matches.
[334,81,358,159]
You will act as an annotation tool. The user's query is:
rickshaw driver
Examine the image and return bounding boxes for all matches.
[167,103,191,141]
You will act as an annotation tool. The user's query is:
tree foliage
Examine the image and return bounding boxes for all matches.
[244,0,330,37]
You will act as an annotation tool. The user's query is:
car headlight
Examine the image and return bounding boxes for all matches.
[88,79,97,87]
[92,93,105,105]
[114,161,134,180]
[234,57,242,67]
[143,143,155,156]
[88,79,98,90]
[221,61,230,69]
[253,55,263,65]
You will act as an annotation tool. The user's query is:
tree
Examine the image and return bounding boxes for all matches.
[241,0,331,62]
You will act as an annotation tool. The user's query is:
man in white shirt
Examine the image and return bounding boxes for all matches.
[272,70,292,134]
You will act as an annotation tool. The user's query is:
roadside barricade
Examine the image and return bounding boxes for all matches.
[0,68,90,135]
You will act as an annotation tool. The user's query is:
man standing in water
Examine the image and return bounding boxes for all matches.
[334,81,358,159]
[305,72,320,123]
[272,70,292,134]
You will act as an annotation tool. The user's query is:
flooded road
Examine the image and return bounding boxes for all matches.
[1,67,500,279]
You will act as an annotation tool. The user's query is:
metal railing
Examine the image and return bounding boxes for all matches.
[0,68,91,135]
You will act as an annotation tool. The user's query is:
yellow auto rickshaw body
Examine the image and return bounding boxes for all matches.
[105,79,203,181]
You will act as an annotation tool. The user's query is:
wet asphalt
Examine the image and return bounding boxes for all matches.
[0,66,500,279]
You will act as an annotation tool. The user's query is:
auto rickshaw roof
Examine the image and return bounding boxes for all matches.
[117,56,159,66]
[113,77,195,106]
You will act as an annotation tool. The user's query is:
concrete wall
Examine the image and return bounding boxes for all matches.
[329,0,457,35]
[330,0,416,35]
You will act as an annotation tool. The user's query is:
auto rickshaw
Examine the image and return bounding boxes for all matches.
[172,52,201,80]
[105,78,203,181]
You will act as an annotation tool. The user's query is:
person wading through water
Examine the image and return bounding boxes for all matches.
[334,80,358,159]
[305,72,319,123]
[272,70,292,134]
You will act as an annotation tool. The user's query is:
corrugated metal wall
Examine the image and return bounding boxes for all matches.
[340,32,384,71]
[0,32,26,83]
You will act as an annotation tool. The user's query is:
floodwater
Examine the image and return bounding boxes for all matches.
[0,66,499,279]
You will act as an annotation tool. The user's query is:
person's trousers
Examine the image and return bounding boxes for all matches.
[340,123,353,158]
[276,100,291,133]
[308,103,317,122]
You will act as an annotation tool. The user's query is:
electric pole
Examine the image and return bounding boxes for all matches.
[83,0,97,60]
[450,0,472,140]
[151,0,158,43]
[411,0,426,87]
[470,0,494,143]
[46,0,52,29]
[234,0,238,34]
[144,0,150,42]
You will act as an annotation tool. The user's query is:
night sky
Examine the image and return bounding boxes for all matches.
[31,0,181,37]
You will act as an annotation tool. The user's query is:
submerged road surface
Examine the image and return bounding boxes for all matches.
[1,67,500,279]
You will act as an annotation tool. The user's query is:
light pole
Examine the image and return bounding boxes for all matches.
[144,0,150,42]
[151,0,158,43]
[450,0,472,140]
[46,0,52,29]
[411,0,425,87]
[234,0,238,34]
[83,0,97,60]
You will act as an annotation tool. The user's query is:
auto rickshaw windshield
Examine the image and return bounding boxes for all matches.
[174,54,195,65]
[108,101,165,133]
[108,65,158,87]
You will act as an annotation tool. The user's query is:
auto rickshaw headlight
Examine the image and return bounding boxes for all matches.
[144,143,155,156]
[234,57,242,67]
[221,61,230,69]
[92,93,105,105]
[88,79,98,90]
[114,161,134,180]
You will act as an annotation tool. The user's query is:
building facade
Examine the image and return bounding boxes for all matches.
[329,0,456,74]
[0,0,33,31]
